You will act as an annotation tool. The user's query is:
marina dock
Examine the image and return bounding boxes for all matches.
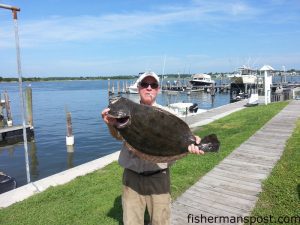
[171,100,300,225]
[0,87,34,146]
[183,100,248,128]
[0,99,299,221]
[0,125,34,146]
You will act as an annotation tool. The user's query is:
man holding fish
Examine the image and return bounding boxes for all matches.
[102,72,204,225]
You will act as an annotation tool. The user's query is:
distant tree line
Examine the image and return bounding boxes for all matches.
[0,74,191,82]
[0,69,299,83]
[0,75,136,82]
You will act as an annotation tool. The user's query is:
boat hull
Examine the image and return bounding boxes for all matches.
[0,173,17,194]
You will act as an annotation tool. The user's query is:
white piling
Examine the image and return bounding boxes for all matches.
[66,135,74,146]
[260,65,274,105]
[7,120,13,127]
[66,111,74,146]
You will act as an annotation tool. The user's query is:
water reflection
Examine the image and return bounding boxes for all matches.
[67,152,74,169]
[66,145,75,169]
[29,141,39,179]
[66,145,74,153]
[211,95,215,107]
[0,145,15,157]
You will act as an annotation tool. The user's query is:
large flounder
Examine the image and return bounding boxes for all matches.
[108,97,220,163]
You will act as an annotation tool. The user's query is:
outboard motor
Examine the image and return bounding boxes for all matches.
[189,103,198,113]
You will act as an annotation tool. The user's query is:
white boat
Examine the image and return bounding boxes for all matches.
[128,82,139,94]
[189,73,215,87]
[247,93,259,106]
[0,172,17,194]
[229,65,257,84]
[229,65,260,103]
[168,102,207,118]
[184,86,204,95]
[127,72,144,94]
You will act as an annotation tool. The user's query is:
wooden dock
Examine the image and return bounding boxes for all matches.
[0,87,34,146]
[0,125,34,146]
[171,100,300,225]
[183,99,248,128]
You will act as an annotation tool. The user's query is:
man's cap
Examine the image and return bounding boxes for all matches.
[137,72,160,84]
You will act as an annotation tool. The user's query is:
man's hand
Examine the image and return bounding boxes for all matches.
[188,135,204,155]
[101,108,117,125]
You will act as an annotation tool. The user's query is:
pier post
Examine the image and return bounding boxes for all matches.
[117,80,120,94]
[112,82,115,95]
[4,91,13,126]
[26,86,33,127]
[108,79,111,95]
[66,111,74,146]
[0,94,4,127]
[260,65,274,105]
[210,83,216,96]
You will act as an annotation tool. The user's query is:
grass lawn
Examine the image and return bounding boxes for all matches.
[0,101,290,225]
[245,119,300,225]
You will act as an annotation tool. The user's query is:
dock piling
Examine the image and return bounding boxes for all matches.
[122,81,125,93]
[26,86,33,127]
[108,79,112,95]
[111,82,115,95]
[66,110,74,146]
[0,94,4,127]
[117,80,120,94]
[4,91,13,126]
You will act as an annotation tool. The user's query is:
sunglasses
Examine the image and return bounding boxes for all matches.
[140,82,159,89]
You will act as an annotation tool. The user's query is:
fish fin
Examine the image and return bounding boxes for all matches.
[125,142,188,163]
[197,134,220,152]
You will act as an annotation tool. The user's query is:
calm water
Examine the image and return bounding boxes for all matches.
[4,76,294,187]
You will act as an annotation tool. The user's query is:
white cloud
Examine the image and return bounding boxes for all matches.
[231,3,250,15]
[0,1,261,49]
[1,1,299,75]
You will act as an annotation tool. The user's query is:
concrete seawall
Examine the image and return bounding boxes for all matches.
[0,151,120,208]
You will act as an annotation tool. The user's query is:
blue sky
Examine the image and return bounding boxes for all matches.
[0,0,299,77]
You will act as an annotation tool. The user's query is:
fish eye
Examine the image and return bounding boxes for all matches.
[109,96,121,104]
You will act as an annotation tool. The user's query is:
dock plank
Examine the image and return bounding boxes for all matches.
[200,175,261,193]
[177,191,249,216]
[0,125,31,134]
[206,173,261,188]
[212,167,267,180]
[194,182,258,201]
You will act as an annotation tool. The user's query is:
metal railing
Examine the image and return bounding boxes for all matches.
[271,92,292,102]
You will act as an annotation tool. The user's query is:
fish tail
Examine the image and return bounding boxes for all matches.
[197,134,220,152]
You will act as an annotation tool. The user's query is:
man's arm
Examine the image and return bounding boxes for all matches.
[101,108,123,141]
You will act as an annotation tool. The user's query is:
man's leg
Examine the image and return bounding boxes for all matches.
[122,169,146,225]
[122,185,146,225]
[146,193,171,225]
[145,169,171,225]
